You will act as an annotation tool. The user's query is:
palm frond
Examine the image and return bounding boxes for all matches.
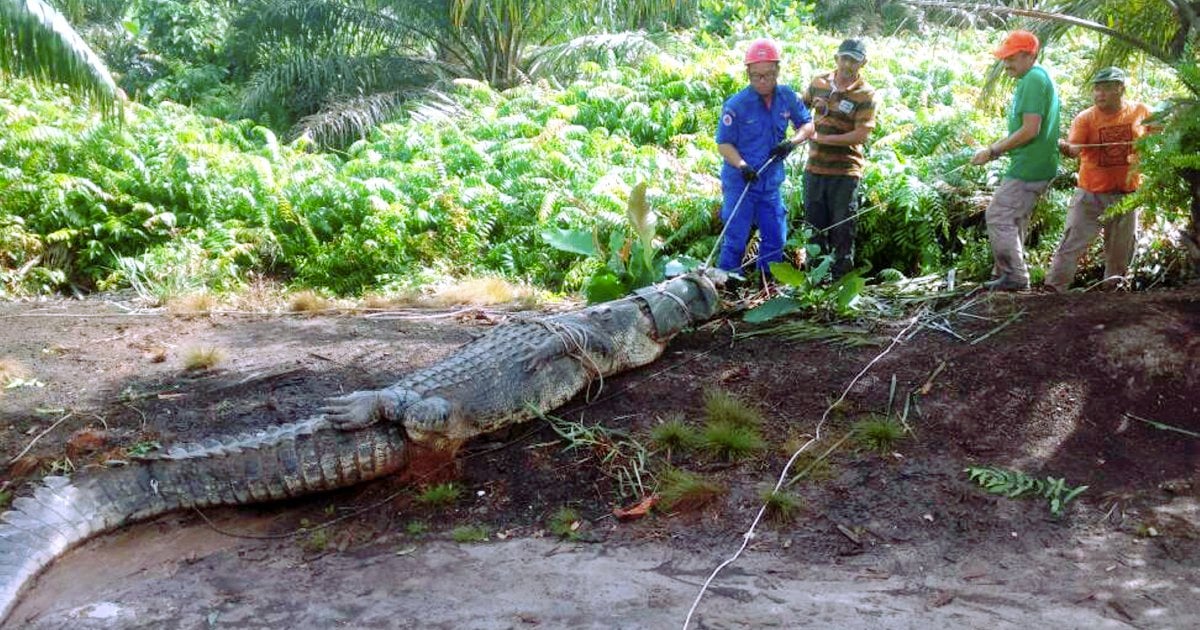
[405,88,468,124]
[239,51,438,121]
[0,0,122,118]
[526,31,665,80]
[232,0,425,55]
[902,0,1188,64]
[291,89,414,148]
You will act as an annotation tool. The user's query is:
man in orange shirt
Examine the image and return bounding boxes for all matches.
[1046,67,1152,292]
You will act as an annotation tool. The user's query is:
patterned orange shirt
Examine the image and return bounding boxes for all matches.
[1069,101,1151,193]
[803,72,876,177]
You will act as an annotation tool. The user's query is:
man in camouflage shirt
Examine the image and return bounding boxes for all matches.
[802,38,877,279]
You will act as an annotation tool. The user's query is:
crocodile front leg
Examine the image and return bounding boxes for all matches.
[319,388,422,430]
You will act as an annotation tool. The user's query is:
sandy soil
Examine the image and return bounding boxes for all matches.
[1,285,1198,629]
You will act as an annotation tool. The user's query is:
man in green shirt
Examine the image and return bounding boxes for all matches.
[970,30,1061,291]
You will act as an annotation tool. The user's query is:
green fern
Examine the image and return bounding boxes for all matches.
[965,467,1089,517]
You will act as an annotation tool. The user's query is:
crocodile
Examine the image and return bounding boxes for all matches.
[0,271,722,625]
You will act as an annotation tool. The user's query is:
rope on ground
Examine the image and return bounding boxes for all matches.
[8,411,75,465]
[681,305,929,630]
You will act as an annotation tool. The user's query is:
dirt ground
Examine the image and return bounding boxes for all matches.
[1,284,1198,629]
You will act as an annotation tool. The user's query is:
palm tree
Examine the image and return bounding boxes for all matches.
[0,0,122,118]
[231,0,684,147]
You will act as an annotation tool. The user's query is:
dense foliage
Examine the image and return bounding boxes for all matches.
[1,5,1193,300]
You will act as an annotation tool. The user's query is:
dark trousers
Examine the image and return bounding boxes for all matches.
[803,173,860,278]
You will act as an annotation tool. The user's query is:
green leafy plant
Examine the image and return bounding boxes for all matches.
[416,483,461,507]
[125,440,161,457]
[297,518,329,553]
[405,521,429,537]
[965,466,1089,517]
[546,507,584,540]
[744,259,865,323]
[450,524,489,543]
[543,181,686,302]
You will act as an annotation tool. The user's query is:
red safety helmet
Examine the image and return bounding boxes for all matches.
[744,39,781,65]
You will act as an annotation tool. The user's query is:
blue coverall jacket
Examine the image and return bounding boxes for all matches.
[715,85,812,274]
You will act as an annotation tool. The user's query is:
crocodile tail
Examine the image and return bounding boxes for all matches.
[0,417,407,624]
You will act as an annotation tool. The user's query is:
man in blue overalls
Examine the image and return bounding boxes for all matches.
[716,38,814,287]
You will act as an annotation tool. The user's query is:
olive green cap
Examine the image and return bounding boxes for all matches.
[1091,67,1127,84]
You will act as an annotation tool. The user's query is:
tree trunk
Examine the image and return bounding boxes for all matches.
[1184,168,1200,280]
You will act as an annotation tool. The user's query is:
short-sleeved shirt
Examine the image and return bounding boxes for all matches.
[802,72,876,177]
[1069,101,1151,193]
[716,85,812,191]
[1006,64,1060,182]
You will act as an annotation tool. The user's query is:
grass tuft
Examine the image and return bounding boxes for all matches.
[758,485,804,525]
[429,276,539,308]
[167,292,217,316]
[546,507,584,540]
[405,521,428,537]
[650,413,698,454]
[658,468,725,513]
[416,482,461,506]
[289,290,328,313]
[701,420,765,461]
[450,524,489,543]
[853,415,905,454]
[703,388,763,428]
[181,345,225,371]
[361,291,421,311]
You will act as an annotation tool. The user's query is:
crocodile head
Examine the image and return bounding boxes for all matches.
[633,271,722,342]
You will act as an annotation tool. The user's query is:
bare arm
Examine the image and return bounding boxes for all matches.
[971,113,1043,165]
[718,143,746,168]
[1058,137,1081,158]
[789,121,816,145]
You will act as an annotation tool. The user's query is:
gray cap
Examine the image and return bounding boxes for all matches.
[836,39,867,62]
[1091,67,1127,84]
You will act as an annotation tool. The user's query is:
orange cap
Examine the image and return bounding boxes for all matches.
[993,30,1039,59]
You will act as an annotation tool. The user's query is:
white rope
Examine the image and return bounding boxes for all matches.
[680,305,928,629]
[533,319,607,402]
[705,156,778,270]
[7,411,75,465]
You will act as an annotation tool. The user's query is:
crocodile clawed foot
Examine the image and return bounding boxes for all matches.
[319,390,389,429]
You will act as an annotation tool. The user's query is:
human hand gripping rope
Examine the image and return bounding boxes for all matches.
[704,139,810,272]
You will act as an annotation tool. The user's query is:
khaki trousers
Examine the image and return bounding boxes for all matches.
[1045,189,1138,291]
[985,178,1050,285]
